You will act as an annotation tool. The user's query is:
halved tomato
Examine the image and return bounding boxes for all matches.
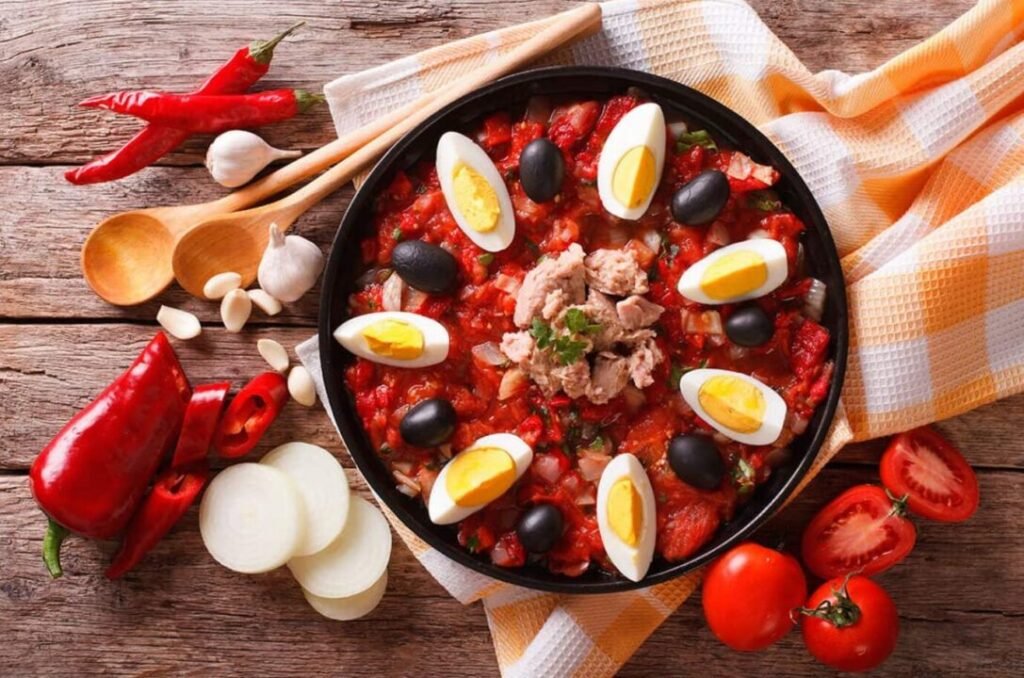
[801,485,916,580]
[880,426,979,523]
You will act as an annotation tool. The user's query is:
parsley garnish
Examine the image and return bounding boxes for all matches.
[466,535,480,552]
[732,457,756,495]
[552,336,589,365]
[392,227,403,242]
[676,129,718,153]
[530,319,555,349]
[564,308,601,335]
[668,363,685,388]
[477,253,495,266]
[748,190,781,212]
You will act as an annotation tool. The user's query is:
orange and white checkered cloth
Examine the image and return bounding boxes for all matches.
[298,0,1024,674]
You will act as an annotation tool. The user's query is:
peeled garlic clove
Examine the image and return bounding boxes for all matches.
[206,130,302,188]
[258,338,289,373]
[247,288,282,316]
[203,271,242,300]
[157,305,201,340]
[220,289,252,333]
[288,365,317,407]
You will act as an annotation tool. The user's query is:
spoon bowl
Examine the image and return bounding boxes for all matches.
[81,209,180,306]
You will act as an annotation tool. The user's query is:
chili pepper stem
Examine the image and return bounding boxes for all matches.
[43,518,69,578]
[294,90,326,114]
[249,21,305,65]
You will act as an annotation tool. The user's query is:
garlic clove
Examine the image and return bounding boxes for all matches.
[257,338,290,373]
[220,289,252,333]
[287,365,317,407]
[206,130,302,188]
[247,288,283,316]
[157,305,202,340]
[203,271,242,300]
[257,223,325,303]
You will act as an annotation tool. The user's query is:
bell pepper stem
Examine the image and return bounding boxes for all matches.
[43,518,69,578]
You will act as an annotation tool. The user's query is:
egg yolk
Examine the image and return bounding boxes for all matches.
[607,478,642,546]
[361,320,424,360]
[612,146,656,208]
[445,446,516,506]
[700,251,768,300]
[452,163,500,232]
[698,376,766,433]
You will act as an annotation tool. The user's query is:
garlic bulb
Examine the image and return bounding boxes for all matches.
[257,223,325,303]
[206,130,301,188]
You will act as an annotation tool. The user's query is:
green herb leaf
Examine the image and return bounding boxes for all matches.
[732,457,756,495]
[530,319,554,349]
[466,534,480,552]
[553,336,589,365]
[748,190,781,212]
[477,253,495,266]
[668,363,685,389]
[564,308,601,335]
[676,129,718,153]
[392,227,403,242]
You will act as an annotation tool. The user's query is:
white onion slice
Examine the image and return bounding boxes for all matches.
[199,463,305,574]
[803,278,827,322]
[260,442,350,557]
[303,570,388,620]
[288,496,392,598]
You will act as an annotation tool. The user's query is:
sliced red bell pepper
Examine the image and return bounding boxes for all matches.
[213,371,288,458]
[29,332,191,577]
[105,463,209,579]
[170,382,231,469]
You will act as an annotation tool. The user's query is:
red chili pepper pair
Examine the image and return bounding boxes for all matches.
[66,22,304,185]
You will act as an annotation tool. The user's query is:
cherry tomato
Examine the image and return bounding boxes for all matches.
[801,485,916,580]
[800,576,899,672]
[880,426,979,523]
[702,542,807,651]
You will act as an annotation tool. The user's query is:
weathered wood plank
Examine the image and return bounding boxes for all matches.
[0,0,974,165]
[3,467,1020,676]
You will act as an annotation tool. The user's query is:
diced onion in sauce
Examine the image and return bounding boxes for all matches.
[472,342,507,366]
[498,367,528,400]
[667,121,689,138]
[686,310,723,335]
[707,221,731,247]
[381,271,406,312]
[803,278,827,322]
[493,273,522,296]
[393,469,421,496]
[641,229,662,255]
[533,454,564,484]
[578,451,611,482]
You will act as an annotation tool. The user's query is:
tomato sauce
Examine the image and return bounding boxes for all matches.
[344,94,833,577]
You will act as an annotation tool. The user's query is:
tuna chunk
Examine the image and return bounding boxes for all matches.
[627,337,663,389]
[616,295,664,330]
[567,289,624,351]
[552,360,591,399]
[500,331,535,364]
[588,353,631,404]
[584,248,649,296]
[513,243,586,327]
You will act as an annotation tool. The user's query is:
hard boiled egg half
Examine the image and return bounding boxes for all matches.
[597,453,656,582]
[677,239,788,305]
[679,368,788,446]
[436,132,516,252]
[334,311,449,368]
[429,433,533,525]
[597,102,666,220]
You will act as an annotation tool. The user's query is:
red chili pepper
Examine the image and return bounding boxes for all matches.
[65,22,302,185]
[105,463,209,579]
[213,371,288,458]
[29,333,191,577]
[80,89,324,134]
[170,382,231,469]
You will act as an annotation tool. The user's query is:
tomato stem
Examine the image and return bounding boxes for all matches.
[884,488,910,518]
[796,573,862,628]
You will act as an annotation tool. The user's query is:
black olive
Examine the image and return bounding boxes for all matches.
[725,305,775,347]
[670,169,730,225]
[668,434,725,490]
[519,138,565,203]
[516,503,564,553]
[399,398,456,447]
[391,240,458,294]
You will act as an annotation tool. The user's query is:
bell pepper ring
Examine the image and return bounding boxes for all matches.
[170,382,231,469]
[106,463,209,579]
[29,332,191,578]
[213,371,289,458]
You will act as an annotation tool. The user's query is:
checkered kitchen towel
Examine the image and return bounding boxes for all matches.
[298,0,1024,674]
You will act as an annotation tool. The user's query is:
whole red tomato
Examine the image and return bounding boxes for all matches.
[801,576,899,672]
[702,542,807,651]
[880,426,979,523]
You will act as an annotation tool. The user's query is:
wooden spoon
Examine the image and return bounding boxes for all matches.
[171,3,603,299]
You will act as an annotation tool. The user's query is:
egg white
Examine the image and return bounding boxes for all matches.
[596,453,657,582]
[428,433,533,525]
[597,102,667,220]
[333,311,449,368]
[677,239,789,305]
[436,132,516,253]
[678,368,788,446]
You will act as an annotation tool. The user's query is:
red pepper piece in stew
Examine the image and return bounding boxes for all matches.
[29,332,192,577]
[106,463,209,579]
[170,382,231,469]
[213,371,289,458]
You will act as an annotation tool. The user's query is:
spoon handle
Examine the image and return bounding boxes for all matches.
[219,3,603,216]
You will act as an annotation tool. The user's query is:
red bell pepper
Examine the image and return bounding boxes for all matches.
[29,333,191,577]
[170,382,231,469]
[106,463,209,579]
[213,371,288,458]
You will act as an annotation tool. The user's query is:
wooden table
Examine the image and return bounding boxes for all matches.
[2,1,1021,675]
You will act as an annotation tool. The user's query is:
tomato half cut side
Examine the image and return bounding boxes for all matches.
[880,426,979,523]
[801,485,916,580]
